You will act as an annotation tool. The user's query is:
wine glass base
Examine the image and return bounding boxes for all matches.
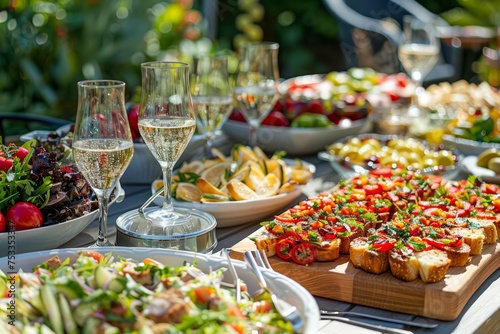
[89,240,115,248]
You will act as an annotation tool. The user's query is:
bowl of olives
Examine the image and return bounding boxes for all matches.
[318,133,462,179]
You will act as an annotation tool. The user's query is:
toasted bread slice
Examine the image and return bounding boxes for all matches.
[388,249,420,282]
[361,248,390,275]
[444,242,471,267]
[473,220,498,244]
[350,237,389,274]
[414,249,451,283]
[349,237,369,269]
[254,233,278,257]
[315,238,341,262]
[449,227,485,256]
[339,229,363,254]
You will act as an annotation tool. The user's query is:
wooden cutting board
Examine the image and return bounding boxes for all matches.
[230,228,500,321]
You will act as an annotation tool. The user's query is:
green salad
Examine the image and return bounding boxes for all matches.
[0,251,294,333]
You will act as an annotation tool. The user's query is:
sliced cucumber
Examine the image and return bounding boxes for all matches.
[58,293,78,334]
[40,324,57,334]
[40,285,64,334]
[54,280,84,300]
[95,266,115,288]
[82,317,101,334]
[74,302,99,327]
[107,277,127,293]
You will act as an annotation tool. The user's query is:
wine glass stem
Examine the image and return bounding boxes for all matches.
[248,123,258,147]
[162,166,174,212]
[95,190,111,246]
[204,134,215,158]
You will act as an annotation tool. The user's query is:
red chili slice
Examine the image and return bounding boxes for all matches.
[274,215,302,223]
[422,237,446,251]
[290,243,316,265]
[275,239,296,261]
[371,238,395,252]
[278,231,304,242]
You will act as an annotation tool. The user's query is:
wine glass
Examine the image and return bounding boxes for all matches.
[190,54,233,157]
[398,16,440,119]
[72,80,134,247]
[138,61,196,226]
[234,42,280,147]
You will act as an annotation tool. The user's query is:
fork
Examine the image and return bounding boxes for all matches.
[252,250,434,331]
[244,251,304,334]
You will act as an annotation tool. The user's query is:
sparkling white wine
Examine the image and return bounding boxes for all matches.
[234,86,279,122]
[398,44,439,78]
[73,139,134,190]
[192,96,233,135]
[138,117,196,164]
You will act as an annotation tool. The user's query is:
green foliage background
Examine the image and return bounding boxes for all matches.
[0,0,493,136]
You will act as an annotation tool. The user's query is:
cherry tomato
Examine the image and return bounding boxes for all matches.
[369,167,392,178]
[363,184,382,195]
[0,156,13,172]
[229,109,247,123]
[80,250,104,263]
[482,183,499,195]
[0,213,5,233]
[262,111,289,127]
[6,202,43,231]
[127,104,140,140]
[275,239,296,261]
[290,243,316,265]
[13,147,29,162]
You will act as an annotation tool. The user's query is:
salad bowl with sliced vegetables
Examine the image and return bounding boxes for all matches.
[0,138,123,255]
[0,247,320,333]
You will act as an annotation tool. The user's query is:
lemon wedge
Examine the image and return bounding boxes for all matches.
[254,173,281,197]
[175,183,202,202]
[227,179,259,201]
[200,161,232,187]
[196,177,228,196]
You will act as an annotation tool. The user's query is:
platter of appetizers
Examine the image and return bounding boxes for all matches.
[231,168,500,320]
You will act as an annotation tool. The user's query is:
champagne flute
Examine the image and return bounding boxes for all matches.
[398,16,440,118]
[138,61,196,226]
[72,80,134,247]
[190,54,233,157]
[234,42,280,147]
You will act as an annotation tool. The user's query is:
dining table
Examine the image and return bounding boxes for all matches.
[59,134,500,334]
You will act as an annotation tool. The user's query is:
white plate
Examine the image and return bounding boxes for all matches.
[151,159,314,228]
[0,247,320,333]
[222,119,371,156]
[461,155,500,184]
[0,185,125,257]
[442,134,500,157]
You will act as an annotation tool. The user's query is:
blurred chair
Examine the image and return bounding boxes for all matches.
[323,0,463,85]
[0,113,70,144]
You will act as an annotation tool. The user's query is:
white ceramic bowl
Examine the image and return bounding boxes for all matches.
[0,185,125,257]
[151,159,315,228]
[0,247,320,333]
[319,133,463,180]
[222,119,371,156]
[442,134,500,157]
